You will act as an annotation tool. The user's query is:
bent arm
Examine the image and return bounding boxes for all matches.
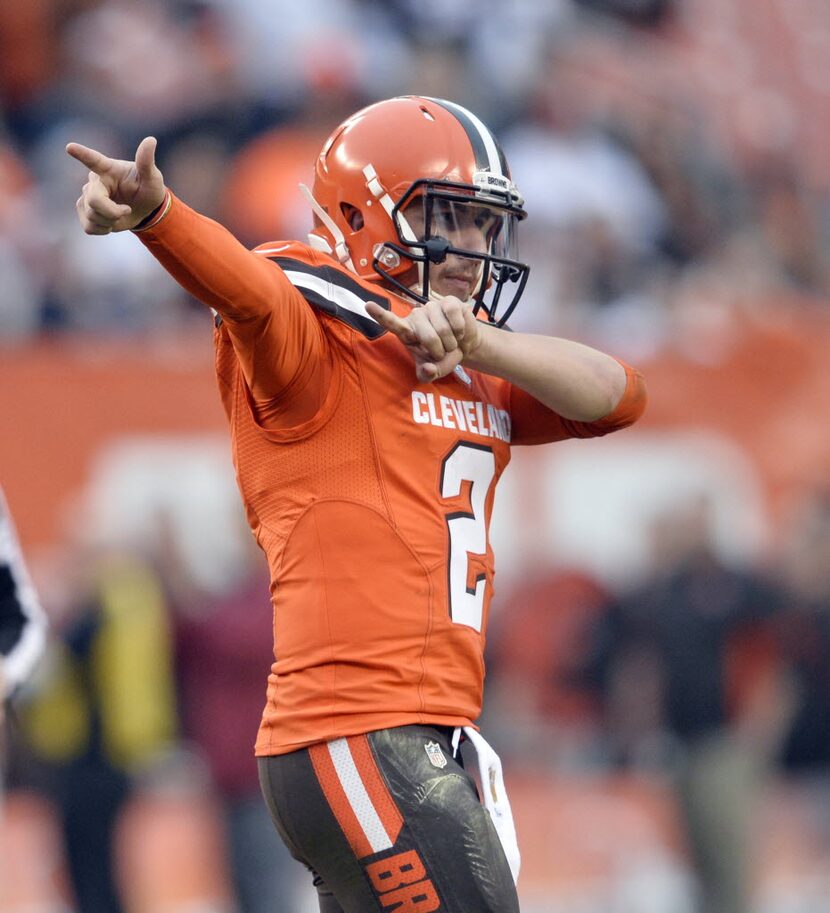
[465,324,633,421]
[364,294,643,422]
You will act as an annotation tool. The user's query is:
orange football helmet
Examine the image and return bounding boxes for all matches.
[303,96,529,326]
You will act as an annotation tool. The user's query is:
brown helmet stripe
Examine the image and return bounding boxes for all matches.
[422,97,509,178]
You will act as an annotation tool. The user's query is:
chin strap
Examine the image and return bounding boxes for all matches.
[298,183,356,272]
[362,164,418,244]
[363,163,430,292]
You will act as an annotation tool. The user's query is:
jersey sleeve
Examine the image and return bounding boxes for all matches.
[135,193,329,414]
[508,361,647,445]
[0,490,47,698]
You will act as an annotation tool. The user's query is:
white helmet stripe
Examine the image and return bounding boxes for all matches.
[423,97,506,177]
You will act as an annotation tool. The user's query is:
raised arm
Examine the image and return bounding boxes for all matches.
[66,138,328,412]
[65,137,286,323]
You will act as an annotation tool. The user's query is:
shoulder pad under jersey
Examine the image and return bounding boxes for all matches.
[255,241,391,340]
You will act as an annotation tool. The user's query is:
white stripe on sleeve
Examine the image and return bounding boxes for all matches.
[282,270,379,325]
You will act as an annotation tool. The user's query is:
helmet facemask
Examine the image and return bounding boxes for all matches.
[372,177,530,328]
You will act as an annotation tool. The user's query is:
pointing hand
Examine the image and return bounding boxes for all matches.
[66,136,166,234]
[366,296,482,383]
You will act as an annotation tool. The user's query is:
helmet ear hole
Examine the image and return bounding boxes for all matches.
[340,202,364,232]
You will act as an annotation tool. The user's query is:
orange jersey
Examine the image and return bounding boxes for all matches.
[138,195,646,756]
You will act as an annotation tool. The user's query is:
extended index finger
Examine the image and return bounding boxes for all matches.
[365,301,417,344]
[66,142,114,175]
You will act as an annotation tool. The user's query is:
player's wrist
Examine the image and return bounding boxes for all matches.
[460,319,492,369]
[132,189,172,233]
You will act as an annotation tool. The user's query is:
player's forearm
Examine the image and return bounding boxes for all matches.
[464,325,628,421]
[136,194,285,323]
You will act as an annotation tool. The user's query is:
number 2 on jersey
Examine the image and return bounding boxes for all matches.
[440,442,496,632]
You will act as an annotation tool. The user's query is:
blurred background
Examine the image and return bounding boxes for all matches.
[2,0,830,911]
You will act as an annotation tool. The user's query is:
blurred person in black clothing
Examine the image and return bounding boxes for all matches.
[772,490,830,873]
[16,553,178,913]
[777,492,830,773]
[0,486,47,758]
[585,496,790,913]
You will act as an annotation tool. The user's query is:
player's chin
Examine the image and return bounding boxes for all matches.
[433,277,474,301]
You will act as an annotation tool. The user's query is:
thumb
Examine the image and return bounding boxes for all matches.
[418,347,463,383]
[135,136,158,177]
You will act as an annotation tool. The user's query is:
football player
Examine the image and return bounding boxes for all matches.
[67,96,646,913]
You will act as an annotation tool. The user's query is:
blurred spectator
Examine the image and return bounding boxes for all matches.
[207,0,409,117]
[59,0,237,139]
[0,139,47,342]
[15,552,179,913]
[158,519,307,913]
[0,2,59,146]
[613,102,743,270]
[502,33,669,334]
[777,491,830,773]
[746,158,830,297]
[1,486,48,756]
[584,497,790,913]
[484,568,610,767]
[360,0,571,118]
[771,491,830,892]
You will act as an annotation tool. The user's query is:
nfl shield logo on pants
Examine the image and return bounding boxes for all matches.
[424,741,447,769]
